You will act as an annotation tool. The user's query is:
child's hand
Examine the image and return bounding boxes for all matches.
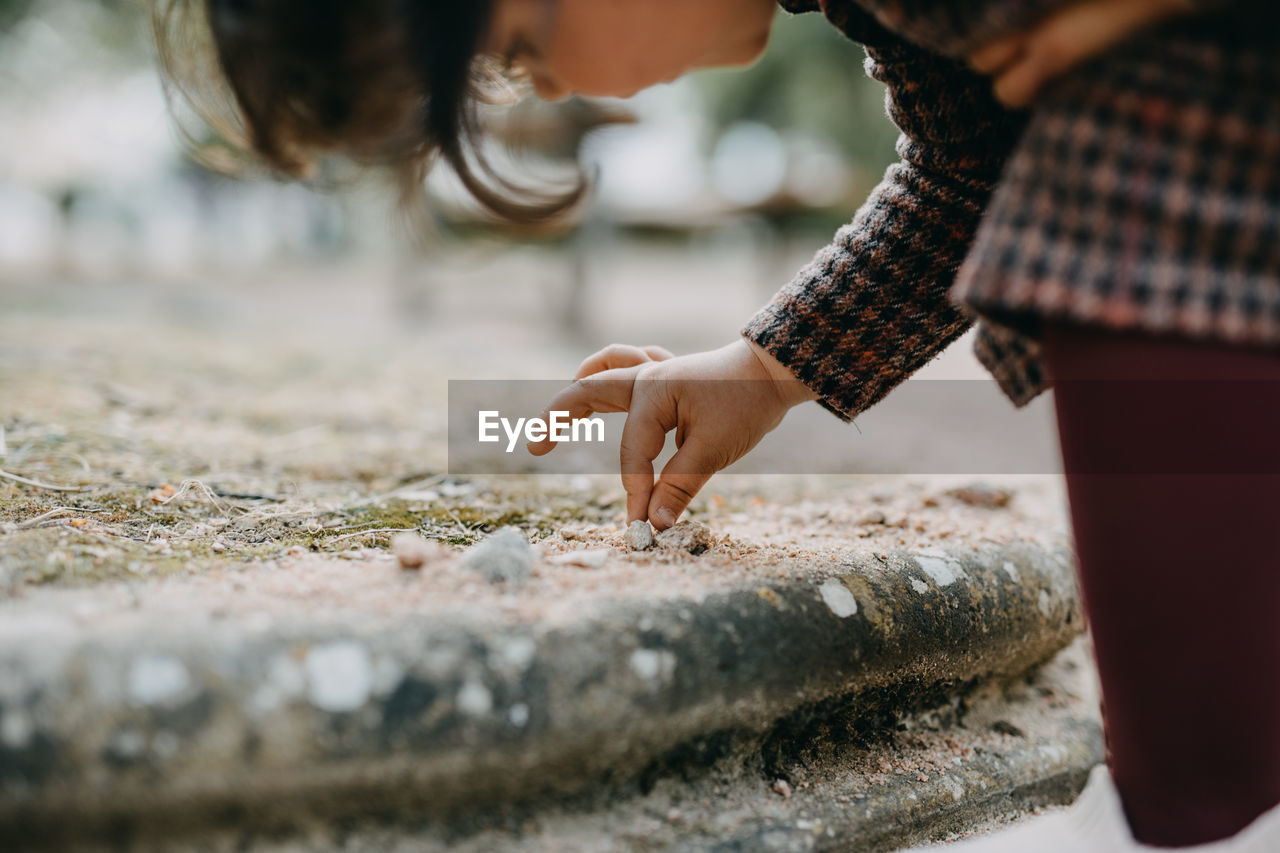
[968,0,1195,108]
[528,339,816,529]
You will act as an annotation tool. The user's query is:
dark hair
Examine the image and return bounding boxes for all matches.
[151,0,583,223]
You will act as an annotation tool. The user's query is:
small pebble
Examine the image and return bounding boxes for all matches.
[948,483,1012,508]
[654,520,711,555]
[771,778,792,799]
[624,520,654,551]
[210,541,227,553]
[461,527,534,583]
[391,532,433,570]
[857,510,886,525]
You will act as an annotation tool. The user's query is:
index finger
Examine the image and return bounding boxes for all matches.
[619,388,675,524]
[574,344,677,380]
[526,366,638,456]
[574,344,654,380]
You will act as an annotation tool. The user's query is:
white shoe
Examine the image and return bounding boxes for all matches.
[906,764,1280,852]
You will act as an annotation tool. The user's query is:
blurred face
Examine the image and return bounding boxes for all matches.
[486,0,777,100]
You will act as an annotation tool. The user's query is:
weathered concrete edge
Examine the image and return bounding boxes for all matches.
[704,717,1103,852]
[0,540,1081,842]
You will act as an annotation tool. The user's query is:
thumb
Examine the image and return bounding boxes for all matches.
[647,435,721,531]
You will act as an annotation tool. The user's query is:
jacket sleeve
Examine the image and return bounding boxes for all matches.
[742,34,1026,421]
[854,0,1279,56]
[849,0,1086,56]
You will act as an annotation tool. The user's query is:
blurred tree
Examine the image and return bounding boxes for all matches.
[694,10,899,176]
[0,0,37,33]
[0,0,147,61]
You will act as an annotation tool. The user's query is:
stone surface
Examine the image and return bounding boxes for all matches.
[309,642,1103,853]
[9,641,1101,852]
[0,537,1085,849]
[0,228,1083,851]
[545,547,611,568]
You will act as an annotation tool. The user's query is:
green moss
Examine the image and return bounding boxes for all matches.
[2,462,625,592]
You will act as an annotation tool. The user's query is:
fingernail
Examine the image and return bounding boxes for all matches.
[655,507,676,529]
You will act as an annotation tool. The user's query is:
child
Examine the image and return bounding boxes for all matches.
[155,0,1280,849]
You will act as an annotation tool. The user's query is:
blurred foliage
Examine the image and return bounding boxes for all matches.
[0,0,37,33]
[0,0,149,64]
[695,10,899,174]
[2,2,899,178]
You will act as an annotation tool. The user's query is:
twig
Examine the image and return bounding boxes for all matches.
[13,506,108,531]
[145,482,282,503]
[209,490,282,502]
[60,524,135,547]
[323,527,417,546]
[158,479,232,515]
[349,473,448,508]
[0,470,86,492]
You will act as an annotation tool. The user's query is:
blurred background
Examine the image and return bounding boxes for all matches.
[0,0,906,345]
[1,0,1059,487]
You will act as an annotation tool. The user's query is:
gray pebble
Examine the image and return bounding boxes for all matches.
[461,527,534,583]
[624,520,654,551]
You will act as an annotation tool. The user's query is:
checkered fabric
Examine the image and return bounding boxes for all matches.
[743,0,1280,418]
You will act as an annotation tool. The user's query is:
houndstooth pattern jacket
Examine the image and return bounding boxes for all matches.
[742,0,1280,419]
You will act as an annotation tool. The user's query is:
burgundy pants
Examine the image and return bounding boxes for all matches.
[1042,322,1280,847]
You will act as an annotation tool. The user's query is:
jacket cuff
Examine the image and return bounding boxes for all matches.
[742,304,859,422]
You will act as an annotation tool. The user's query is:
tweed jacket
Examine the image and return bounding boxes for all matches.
[742,0,1280,419]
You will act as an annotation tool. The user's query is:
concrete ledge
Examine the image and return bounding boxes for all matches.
[0,540,1082,847]
[65,641,1101,852]
[713,717,1102,852]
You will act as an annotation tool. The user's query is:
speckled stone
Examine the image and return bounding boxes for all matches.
[654,520,711,555]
